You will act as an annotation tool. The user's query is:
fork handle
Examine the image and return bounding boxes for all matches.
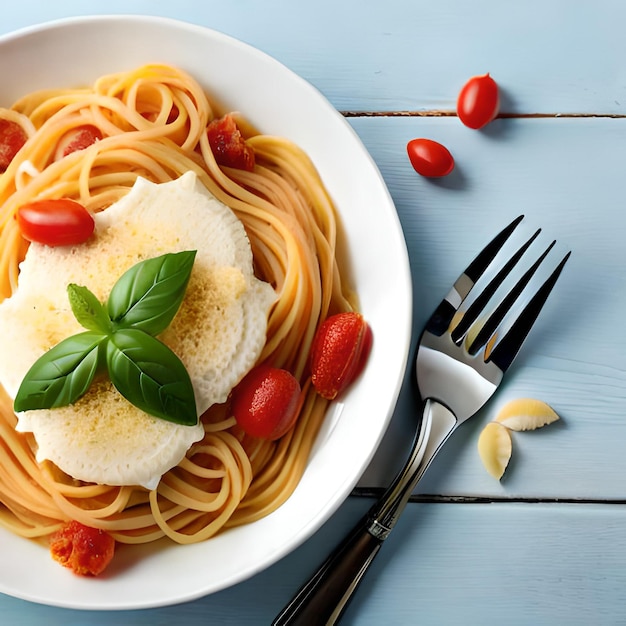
[272,400,457,625]
[272,515,383,625]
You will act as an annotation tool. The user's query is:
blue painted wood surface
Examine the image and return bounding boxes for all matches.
[1,1,626,624]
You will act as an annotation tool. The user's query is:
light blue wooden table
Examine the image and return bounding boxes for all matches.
[2,1,625,624]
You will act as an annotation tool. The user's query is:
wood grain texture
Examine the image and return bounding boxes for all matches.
[1,2,626,625]
[4,0,626,114]
[355,116,626,499]
[3,497,625,625]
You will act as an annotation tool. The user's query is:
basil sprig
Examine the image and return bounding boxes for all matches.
[13,251,198,426]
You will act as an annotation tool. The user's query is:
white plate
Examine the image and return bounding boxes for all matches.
[0,15,412,610]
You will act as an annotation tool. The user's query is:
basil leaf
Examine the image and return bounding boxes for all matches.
[14,331,105,412]
[106,328,197,426]
[15,251,199,423]
[67,284,111,334]
[107,250,197,336]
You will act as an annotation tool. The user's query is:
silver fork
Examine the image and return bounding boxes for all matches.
[273,215,570,626]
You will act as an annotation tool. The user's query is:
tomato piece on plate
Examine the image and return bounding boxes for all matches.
[231,364,302,440]
[406,138,455,178]
[206,114,255,171]
[50,520,115,577]
[310,312,372,400]
[0,118,28,170]
[55,125,103,159]
[457,73,500,129]
[16,198,95,246]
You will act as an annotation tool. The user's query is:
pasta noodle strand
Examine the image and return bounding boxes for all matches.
[0,64,357,548]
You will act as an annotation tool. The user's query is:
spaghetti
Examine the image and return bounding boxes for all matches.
[0,64,356,547]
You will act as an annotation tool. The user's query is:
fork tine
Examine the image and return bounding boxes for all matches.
[462,214,525,285]
[464,238,556,353]
[425,215,524,336]
[451,227,542,344]
[485,250,571,372]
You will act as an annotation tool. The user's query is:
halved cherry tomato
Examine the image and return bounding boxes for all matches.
[0,119,28,170]
[406,138,455,178]
[16,198,95,246]
[206,114,255,171]
[231,364,302,440]
[310,311,372,400]
[50,520,115,577]
[457,73,500,129]
[55,125,102,159]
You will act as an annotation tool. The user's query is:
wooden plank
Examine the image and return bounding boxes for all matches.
[0,6,625,626]
[339,499,626,625]
[3,1,626,114]
[352,115,626,499]
[3,8,622,501]
[2,497,624,625]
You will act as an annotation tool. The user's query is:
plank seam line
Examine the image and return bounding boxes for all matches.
[351,488,626,505]
[340,111,626,119]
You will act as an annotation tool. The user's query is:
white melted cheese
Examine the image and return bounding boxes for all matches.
[0,172,276,490]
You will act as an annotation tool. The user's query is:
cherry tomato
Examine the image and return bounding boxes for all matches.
[231,364,302,440]
[310,312,372,400]
[206,114,255,171]
[50,520,115,576]
[457,73,500,129]
[16,198,95,246]
[55,124,103,159]
[0,118,28,170]
[406,138,455,178]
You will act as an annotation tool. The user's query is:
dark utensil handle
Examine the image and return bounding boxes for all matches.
[272,517,383,625]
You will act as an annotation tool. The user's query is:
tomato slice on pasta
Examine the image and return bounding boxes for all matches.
[0,119,27,170]
[207,114,255,171]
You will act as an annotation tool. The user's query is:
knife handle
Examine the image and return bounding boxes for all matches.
[271,515,383,626]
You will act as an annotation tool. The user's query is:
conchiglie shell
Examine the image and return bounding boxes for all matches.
[495,398,560,431]
[477,421,512,480]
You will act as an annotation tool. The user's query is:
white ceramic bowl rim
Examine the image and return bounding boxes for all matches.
[0,14,412,610]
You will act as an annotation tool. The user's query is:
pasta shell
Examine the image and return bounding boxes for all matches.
[495,398,560,431]
[477,421,512,480]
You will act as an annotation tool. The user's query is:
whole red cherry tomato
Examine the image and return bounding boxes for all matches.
[309,311,372,400]
[457,73,500,129]
[406,138,454,178]
[16,198,95,246]
[231,364,302,440]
